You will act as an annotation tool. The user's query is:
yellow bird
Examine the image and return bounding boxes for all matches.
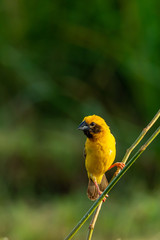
[78,115,124,200]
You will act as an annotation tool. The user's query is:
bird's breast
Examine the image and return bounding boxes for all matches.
[85,137,116,181]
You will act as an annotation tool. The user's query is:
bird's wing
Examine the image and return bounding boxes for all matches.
[84,147,99,200]
[87,178,99,200]
[87,174,108,201]
[99,174,108,192]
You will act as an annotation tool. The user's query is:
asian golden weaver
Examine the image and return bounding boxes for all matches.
[78,115,124,201]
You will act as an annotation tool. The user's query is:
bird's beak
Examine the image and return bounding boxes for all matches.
[78,121,90,131]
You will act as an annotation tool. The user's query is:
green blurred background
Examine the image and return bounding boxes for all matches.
[0,1,159,239]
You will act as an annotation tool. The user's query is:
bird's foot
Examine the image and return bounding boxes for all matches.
[108,162,125,171]
[116,162,125,170]
[98,190,109,202]
[94,181,108,202]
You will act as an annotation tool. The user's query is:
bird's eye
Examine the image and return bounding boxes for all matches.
[90,122,95,127]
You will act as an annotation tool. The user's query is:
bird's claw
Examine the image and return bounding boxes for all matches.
[118,162,125,170]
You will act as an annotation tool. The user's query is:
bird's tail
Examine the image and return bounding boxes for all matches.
[87,174,108,201]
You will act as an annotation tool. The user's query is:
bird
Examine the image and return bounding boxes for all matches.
[78,114,125,201]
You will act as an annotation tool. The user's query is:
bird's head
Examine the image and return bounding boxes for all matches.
[78,115,110,139]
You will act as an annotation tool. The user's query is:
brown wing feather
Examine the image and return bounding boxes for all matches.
[87,178,99,200]
[87,175,108,201]
[99,174,108,192]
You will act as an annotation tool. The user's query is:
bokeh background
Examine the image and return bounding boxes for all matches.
[0,1,160,240]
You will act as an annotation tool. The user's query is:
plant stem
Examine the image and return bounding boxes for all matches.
[87,202,103,240]
[64,126,160,240]
[87,109,160,239]
[114,109,160,176]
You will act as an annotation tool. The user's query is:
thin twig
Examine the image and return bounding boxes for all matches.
[114,109,160,176]
[86,109,160,239]
[64,126,160,240]
[87,202,103,240]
